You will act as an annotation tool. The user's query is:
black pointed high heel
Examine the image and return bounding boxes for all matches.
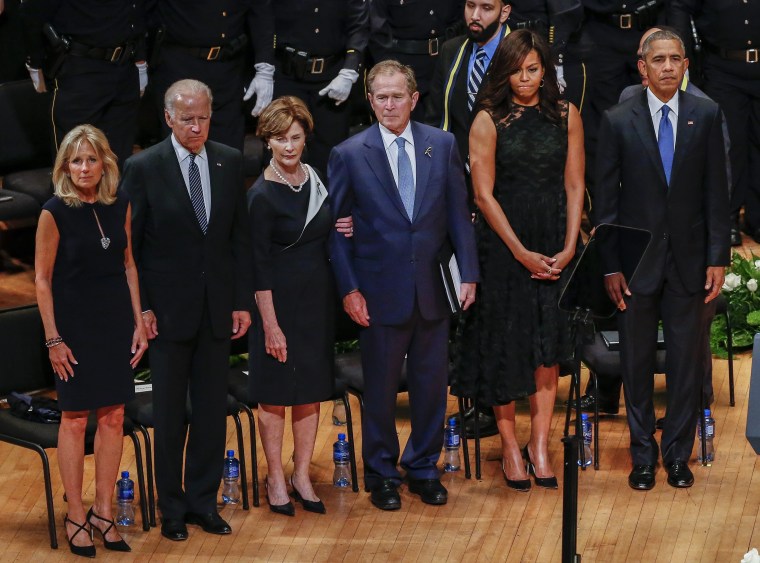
[501,459,531,492]
[63,514,96,558]
[523,446,558,489]
[87,507,131,551]
[265,477,295,516]
[289,475,326,514]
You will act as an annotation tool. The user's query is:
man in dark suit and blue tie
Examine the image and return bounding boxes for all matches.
[329,60,479,510]
[594,30,730,491]
[121,79,252,539]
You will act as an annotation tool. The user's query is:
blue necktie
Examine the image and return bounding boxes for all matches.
[467,48,487,112]
[188,153,208,233]
[658,105,674,185]
[395,137,415,219]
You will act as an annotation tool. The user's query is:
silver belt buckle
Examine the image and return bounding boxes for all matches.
[429,37,439,56]
[310,58,325,74]
[747,49,759,63]
[619,14,632,29]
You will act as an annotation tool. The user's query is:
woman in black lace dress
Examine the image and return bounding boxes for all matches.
[453,30,585,491]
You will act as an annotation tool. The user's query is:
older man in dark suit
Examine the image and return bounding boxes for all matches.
[329,60,478,511]
[121,79,251,540]
[595,30,730,491]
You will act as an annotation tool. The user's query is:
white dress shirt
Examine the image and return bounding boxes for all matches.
[378,122,416,190]
[646,87,679,147]
[171,134,211,219]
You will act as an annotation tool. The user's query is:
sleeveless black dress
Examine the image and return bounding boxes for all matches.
[452,101,573,406]
[247,171,335,406]
[43,193,136,411]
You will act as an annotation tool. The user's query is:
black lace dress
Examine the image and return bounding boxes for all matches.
[452,101,572,406]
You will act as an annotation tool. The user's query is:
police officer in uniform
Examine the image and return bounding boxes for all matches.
[574,0,664,195]
[260,0,369,173]
[147,0,273,152]
[21,0,147,168]
[670,0,760,247]
[369,0,465,121]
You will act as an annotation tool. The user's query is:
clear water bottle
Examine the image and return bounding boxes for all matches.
[578,413,593,467]
[333,433,351,488]
[115,471,135,526]
[443,416,461,472]
[697,409,716,463]
[222,450,241,504]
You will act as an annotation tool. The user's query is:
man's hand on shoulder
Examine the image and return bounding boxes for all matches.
[343,290,370,327]
[232,310,252,339]
[704,266,725,304]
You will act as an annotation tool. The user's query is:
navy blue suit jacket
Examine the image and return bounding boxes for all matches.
[328,121,479,326]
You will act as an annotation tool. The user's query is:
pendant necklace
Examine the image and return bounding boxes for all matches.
[92,207,110,249]
[270,159,309,193]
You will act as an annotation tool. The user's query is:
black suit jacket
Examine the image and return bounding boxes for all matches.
[594,89,730,295]
[121,137,252,340]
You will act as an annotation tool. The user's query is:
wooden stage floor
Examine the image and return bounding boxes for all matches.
[1,239,759,562]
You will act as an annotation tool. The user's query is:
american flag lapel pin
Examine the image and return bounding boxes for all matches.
[216,162,222,166]
[425,146,432,158]
[687,120,694,126]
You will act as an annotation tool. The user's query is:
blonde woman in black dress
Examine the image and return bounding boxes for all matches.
[35,125,147,556]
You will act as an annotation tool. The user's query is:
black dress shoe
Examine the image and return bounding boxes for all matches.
[628,464,656,490]
[565,393,619,415]
[370,479,401,511]
[185,512,232,535]
[161,518,188,541]
[523,446,558,489]
[666,460,694,488]
[407,478,448,505]
[265,477,295,516]
[460,407,499,439]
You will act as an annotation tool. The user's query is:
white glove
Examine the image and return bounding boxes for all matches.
[26,64,46,93]
[136,61,148,97]
[318,69,359,105]
[243,62,275,117]
[556,65,566,94]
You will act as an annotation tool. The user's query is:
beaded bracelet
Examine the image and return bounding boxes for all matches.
[45,336,63,348]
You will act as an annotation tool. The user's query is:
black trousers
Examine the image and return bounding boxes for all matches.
[702,53,760,226]
[150,302,231,519]
[52,55,140,168]
[151,46,247,152]
[618,254,709,466]
[273,69,352,174]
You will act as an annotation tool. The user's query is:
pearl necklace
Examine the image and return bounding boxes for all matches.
[270,159,309,193]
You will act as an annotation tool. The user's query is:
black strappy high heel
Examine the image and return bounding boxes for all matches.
[87,507,131,552]
[63,514,95,558]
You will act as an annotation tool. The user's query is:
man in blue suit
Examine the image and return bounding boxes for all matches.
[328,59,479,510]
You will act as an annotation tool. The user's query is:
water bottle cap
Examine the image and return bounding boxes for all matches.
[581,413,588,420]
[704,409,711,416]
[227,450,235,457]
[338,433,346,441]
[448,416,458,425]
[121,471,129,478]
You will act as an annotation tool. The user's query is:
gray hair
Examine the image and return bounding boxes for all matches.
[366,60,417,95]
[164,79,213,116]
[641,29,686,59]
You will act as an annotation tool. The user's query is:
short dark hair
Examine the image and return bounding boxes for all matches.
[641,29,686,59]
